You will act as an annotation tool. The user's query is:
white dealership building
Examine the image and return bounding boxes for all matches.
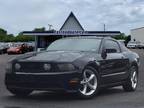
[131,27,144,43]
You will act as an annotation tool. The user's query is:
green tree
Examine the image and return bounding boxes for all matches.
[0,28,7,42]
[0,28,7,35]
[15,34,34,42]
[113,33,131,46]
[125,35,131,46]
[33,27,46,32]
[113,33,127,40]
[4,34,15,42]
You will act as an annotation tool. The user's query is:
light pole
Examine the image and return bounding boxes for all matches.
[48,24,53,30]
[104,24,106,31]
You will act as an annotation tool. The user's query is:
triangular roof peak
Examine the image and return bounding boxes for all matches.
[60,12,84,31]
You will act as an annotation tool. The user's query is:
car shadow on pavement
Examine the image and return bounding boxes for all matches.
[98,87,125,97]
[3,87,128,101]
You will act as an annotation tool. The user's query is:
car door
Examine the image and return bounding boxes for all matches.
[100,39,129,84]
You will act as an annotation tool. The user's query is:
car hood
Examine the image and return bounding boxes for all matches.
[23,51,90,62]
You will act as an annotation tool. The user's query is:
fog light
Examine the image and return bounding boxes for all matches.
[15,63,21,70]
[44,64,51,71]
[69,78,79,84]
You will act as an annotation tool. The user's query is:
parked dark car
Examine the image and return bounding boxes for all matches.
[5,37,140,99]
[0,45,9,54]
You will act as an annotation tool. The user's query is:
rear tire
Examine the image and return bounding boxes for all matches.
[122,66,138,92]
[78,66,100,99]
[7,88,33,97]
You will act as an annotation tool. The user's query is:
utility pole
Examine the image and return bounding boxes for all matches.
[104,24,106,31]
[48,24,53,30]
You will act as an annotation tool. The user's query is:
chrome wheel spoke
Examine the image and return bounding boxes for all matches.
[88,74,95,82]
[133,72,136,79]
[134,75,137,83]
[131,71,137,89]
[80,80,86,85]
[131,77,133,83]
[83,71,87,79]
[132,80,135,88]
[88,82,96,90]
[81,84,87,94]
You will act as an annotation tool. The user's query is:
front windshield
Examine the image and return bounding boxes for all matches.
[47,38,101,52]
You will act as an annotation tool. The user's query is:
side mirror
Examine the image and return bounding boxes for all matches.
[101,49,107,59]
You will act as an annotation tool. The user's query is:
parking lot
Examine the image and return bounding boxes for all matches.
[0,49,144,108]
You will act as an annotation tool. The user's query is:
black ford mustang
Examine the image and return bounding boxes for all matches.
[5,37,140,99]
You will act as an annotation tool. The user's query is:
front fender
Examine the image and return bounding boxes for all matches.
[85,61,101,73]
[73,59,101,74]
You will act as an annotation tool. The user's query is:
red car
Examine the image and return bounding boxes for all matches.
[7,44,28,54]
[7,47,23,54]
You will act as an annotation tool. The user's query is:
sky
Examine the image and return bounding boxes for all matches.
[0,0,144,35]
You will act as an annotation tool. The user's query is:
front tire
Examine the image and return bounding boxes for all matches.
[78,66,99,99]
[7,88,33,97]
[122,66,138,92]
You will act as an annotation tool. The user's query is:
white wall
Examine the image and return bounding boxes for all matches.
[131,27,144,43]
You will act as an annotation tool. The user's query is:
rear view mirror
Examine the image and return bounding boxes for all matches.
[101,49,107,59]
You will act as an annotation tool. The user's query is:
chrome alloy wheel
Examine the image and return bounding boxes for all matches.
[79,69,97,96]
[131,71,138,89]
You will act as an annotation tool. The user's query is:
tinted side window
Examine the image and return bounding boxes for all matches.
[104,40,120,53]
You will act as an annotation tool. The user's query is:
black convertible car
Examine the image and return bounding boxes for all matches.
[5,37,140,99]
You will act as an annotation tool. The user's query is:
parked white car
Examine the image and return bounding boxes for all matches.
[127,42,138,49]
[127,41,144,49]
[137,43,144,49]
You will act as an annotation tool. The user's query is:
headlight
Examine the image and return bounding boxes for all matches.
[15,63,21,70]
[57,63,75,71]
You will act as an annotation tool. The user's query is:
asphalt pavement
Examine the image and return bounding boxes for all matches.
[0,49,144,108]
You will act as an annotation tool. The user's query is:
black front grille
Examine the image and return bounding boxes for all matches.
[13,62,58,73]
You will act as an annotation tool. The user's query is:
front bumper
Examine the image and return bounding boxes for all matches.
[5,71,81,92]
